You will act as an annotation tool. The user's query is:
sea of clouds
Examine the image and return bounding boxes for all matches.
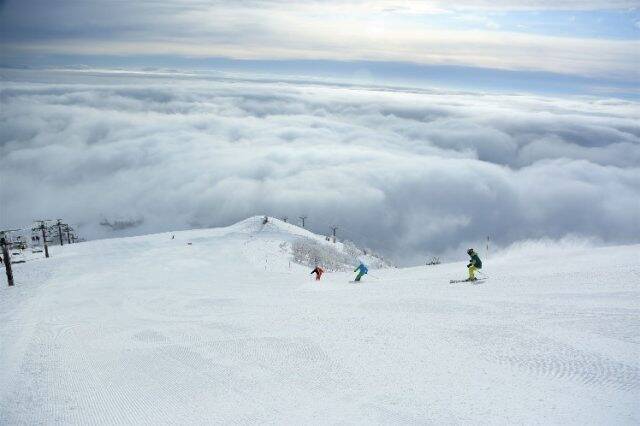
[1,69,639,264]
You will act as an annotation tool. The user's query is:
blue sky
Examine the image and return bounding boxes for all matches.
[1,1,638,97]
[406,9,640,39]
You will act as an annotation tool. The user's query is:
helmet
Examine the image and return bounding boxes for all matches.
[467,248,474,255]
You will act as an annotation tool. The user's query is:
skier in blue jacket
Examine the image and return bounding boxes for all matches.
[353,263,368,281]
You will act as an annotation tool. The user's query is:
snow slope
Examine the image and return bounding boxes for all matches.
[0,217,638,424]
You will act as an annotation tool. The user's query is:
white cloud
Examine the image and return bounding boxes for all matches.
[1,69,639,264]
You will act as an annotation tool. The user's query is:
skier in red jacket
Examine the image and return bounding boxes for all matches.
[311,266,324,280]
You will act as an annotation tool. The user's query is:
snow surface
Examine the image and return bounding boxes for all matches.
[1,217,638,424]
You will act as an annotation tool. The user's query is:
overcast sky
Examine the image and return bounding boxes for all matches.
[1,0,638,96]
[1,1,639,264]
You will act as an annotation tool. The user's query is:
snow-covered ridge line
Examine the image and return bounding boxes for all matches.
[52,215,392,271]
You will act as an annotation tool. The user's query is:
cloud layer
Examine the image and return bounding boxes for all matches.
[1,69,639,264]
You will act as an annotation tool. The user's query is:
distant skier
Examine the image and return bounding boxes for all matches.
[353,263,368,282]
[311,266,324,281]
[466,248,482,281]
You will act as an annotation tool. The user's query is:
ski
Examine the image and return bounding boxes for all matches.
[449,278,487,284]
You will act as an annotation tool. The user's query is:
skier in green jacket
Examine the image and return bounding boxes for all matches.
[467,248,482,281]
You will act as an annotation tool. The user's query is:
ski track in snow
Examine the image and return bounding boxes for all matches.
[0,217,639,424]
[462,326,640,392]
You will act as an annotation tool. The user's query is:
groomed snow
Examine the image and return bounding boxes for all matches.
[1,217,638,424]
